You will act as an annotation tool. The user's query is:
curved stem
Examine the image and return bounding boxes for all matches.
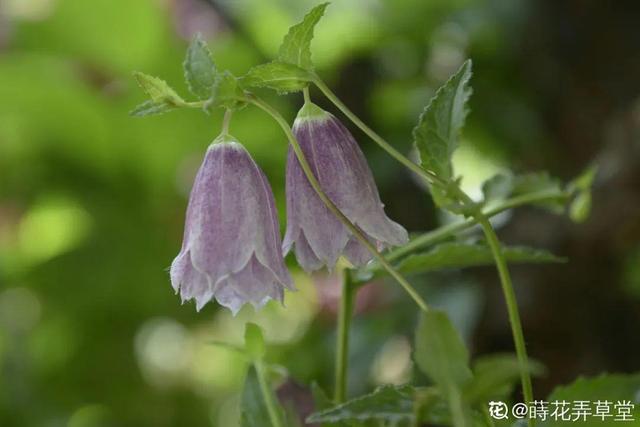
[312,75,446,188]
[254,360,284,427]
[385,190,567,262]
[221,109,233,134]
[249,95,429,312]
[476,213,534,425]
[335,271,356,403]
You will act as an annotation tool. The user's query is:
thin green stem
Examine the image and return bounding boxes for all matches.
[476,213,534,426]
[312,75,446,188]
[302,86,311,104]
[221,109,232,134]
[335,271,356,403]
[385,189,567,262]
[249,95,429,312]
[254,360,284,427]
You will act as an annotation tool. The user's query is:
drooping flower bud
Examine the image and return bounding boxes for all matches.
[283,103,408,271]
[170,135,293,314]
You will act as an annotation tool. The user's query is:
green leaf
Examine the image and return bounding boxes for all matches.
[244,323,265,360]
[242,61,312,93]
[415,310,474,427]
[278,3,329,70]
[307,385,415,424]
[129,100,175,117]
[511,172,566,212]
[183,34,218,100]
[133,71,184,106]
[413,60,472,204]
[568,165,597,223]
[240,366,285,427]
[464,353,545,403]
[542,373,640,427]
[206,71,247,111]
[415,310,473,389]
[482,173,514,204]
[395,242,565,276]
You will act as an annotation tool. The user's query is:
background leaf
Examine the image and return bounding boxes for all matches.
[278,3,329,70]
[464,353,546,403]
[307,385,415,424]
[394,242,565,276]
[415,310,474,427]
[240,366,286,427]
[183,34,218,100]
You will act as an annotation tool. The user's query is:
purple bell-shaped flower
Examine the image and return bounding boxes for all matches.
[283,103,408,271]
[170,134,293,314]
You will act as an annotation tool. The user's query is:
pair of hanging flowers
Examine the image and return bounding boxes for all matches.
[170,102,408,314]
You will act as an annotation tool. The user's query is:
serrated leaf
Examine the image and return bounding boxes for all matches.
[244,323,265,360]
[278,3,329,70]
[395,242,565,277]
[240,366,286,427]
[242,61,312,93]
[307,385,415,424]
[183,34,218,100]
[464,353,546,403]
[129,100,175,117]
[415,310,474,427]
[206,71,246,111]
[133,71,184,106]
[413,60,472,208]
[542,373,640,427]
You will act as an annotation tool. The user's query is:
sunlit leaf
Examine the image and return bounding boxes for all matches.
[278,3,329,70]
[183,34,218,100]
[133,72,184,106]
[242,61,312,93]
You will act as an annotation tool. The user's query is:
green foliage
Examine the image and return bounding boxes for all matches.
[542,373,640,427]
[183,34,218,100]
[464,354,545,403]
[278,3,329,70]
[133,71,185,106]
[242,61,313,93]
[415,310,474,427]
[245,323,266,360]
[307,385,415,424]
[394,242,565,276]
[413,60,472,207]
[568,165,597,223]
[241,366,284,427]
[208,71,247,111]
[129,100,175,117]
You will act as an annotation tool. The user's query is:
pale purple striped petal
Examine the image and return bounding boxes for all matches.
[284,104,408,271]
[170,135,293,313]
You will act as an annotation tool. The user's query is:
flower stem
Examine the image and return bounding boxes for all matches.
[335,271,356,403]
[475,213,534,425]
[385,190,567,262]
[312,75,446,188]
[254,360,284,427]
[221,109,233,134]
[249,95,429,312]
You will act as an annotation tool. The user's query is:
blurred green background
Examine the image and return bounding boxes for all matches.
[1,0,639,426]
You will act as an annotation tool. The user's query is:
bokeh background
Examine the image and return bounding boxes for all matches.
[1,0,639,426]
